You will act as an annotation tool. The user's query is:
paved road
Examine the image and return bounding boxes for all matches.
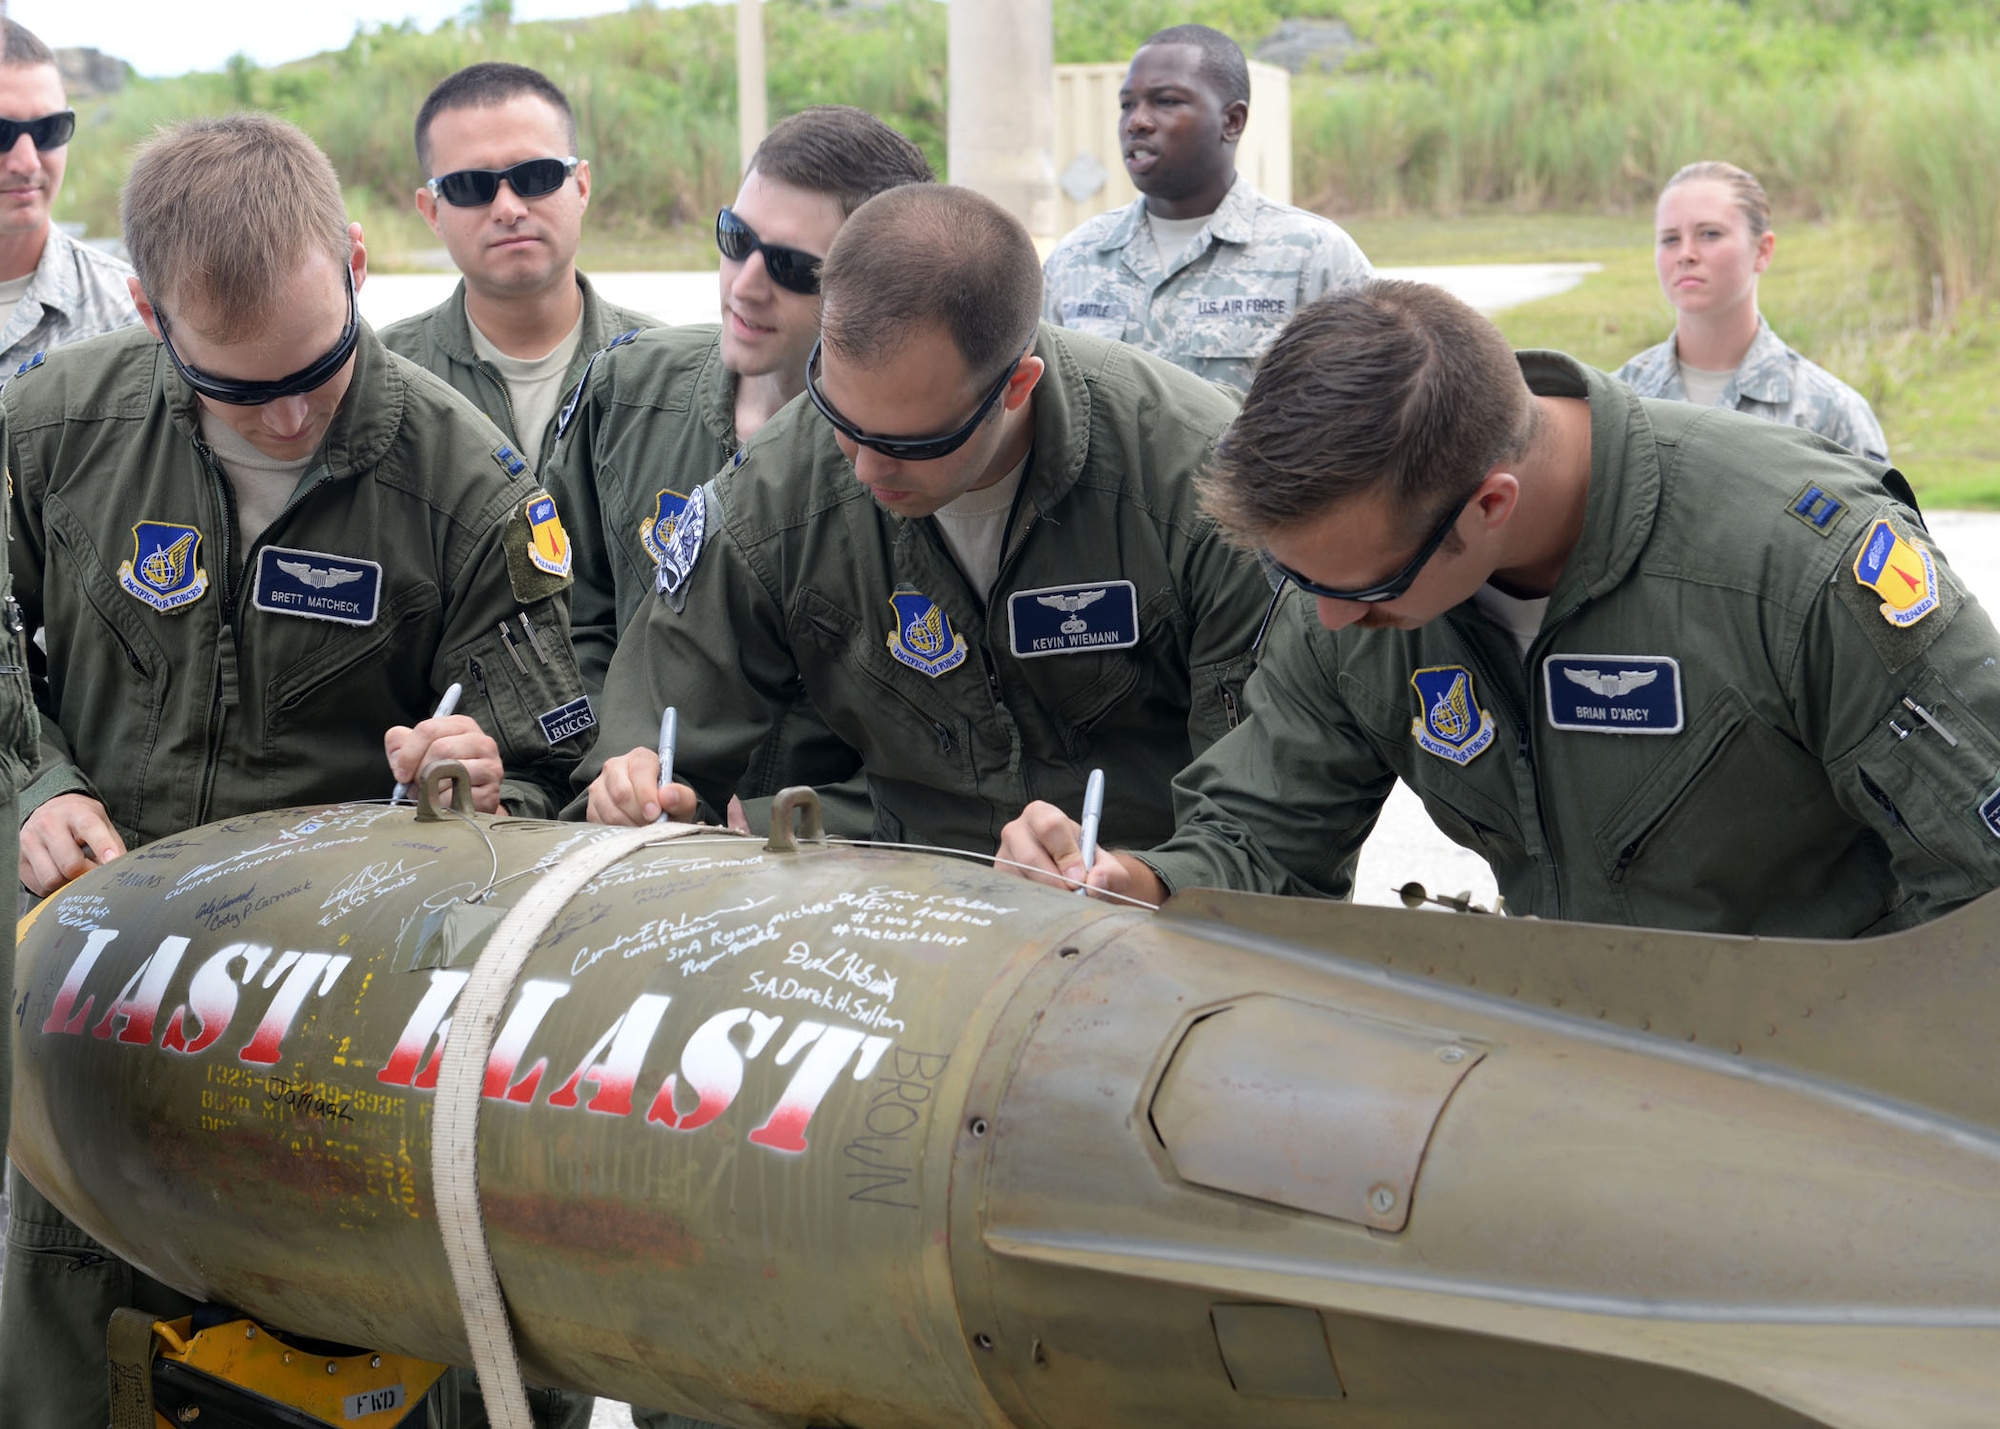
[358,261,1602,332]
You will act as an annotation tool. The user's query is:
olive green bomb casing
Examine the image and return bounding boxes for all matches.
[12,796,2000,1428]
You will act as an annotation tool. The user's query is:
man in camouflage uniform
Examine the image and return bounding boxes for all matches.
[382,62,655,472]
[1001,280,2000,937]
[1041,23,1371,393]
[1617,316,1889,464]
[0,20,138,375]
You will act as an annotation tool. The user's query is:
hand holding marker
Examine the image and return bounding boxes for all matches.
[390,682,464,804]
[656,706,679,825]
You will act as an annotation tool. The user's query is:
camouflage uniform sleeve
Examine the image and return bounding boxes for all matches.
[1825,390,1890,466]
[1802,510,2000,925]
[1139,592,1394,897]
[440,486,591,819]
[541,384,620,697]
[1299,220,1375,307]
[573,483,800,824]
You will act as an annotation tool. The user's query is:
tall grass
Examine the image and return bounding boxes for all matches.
[49,0,2000,321]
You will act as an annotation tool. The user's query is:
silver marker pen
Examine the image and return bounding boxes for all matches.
[1076,767,1106,894]
[391,682,464,804]
[655,706,679,825]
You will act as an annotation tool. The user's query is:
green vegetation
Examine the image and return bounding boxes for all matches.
[52,0,2000,500]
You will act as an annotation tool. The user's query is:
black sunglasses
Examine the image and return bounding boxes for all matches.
[0,110,75,152]
[715,207,822,296]
[804,337,1027,462]
[158,265,360,407]
[427,156,579,208]
[1264,491,1474,604]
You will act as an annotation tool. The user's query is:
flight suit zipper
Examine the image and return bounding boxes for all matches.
[1449,616,1562,919]
[191,436,240,827]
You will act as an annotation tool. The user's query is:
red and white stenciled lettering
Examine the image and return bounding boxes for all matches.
[379,975,893,1154]
[43,929,894,1158]
[42,929,351,1066]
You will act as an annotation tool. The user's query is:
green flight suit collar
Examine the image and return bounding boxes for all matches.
[693,324,739,453]
[1516,350,1661,629]
[1017,321,1097,517]
[430,269,619,379]
[163,319,405,485]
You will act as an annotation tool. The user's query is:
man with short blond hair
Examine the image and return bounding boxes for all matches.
[383,61,655,471]
[0,19,137,374]
[0,111,591,1424]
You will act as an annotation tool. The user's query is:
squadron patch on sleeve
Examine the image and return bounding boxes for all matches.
[525,495,573,579]
[1409,665,1495,766]
[886,589,968,678]
[639,488,691,568]
[1853,517,1939,628]
[655,485,707,598]
[1830,512,1962,674]
[502,491,574,604]
[117,521,209,614]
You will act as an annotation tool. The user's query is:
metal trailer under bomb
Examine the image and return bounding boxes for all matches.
[12,776,2000,1429]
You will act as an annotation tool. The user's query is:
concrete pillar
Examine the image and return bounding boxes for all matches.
[737,0,767,171]
[948,0,1056,239]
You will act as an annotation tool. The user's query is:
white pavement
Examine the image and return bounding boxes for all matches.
[357,261,1601,333]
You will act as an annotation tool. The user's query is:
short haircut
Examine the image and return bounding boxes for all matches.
[1204,280,1537,545]
[1138,24,1250,108]
[819,184,1041,390]
[1662,159,1772,240]
[121,113,351,342]
[0,20,56,69]
[414,62,576,177]
[747,106,934,217]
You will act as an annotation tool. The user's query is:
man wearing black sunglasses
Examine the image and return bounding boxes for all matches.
[383,62,654,472]
[1000,279,2000,941]
[0,21,140,376]
[578,184,1272,866]
[0,113,595,1427]
[546,105,932,697]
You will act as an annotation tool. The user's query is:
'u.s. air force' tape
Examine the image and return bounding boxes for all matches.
[537,696,596,746]
[1006,580,1139,658]
[1542,654,1682,734]
[252,546,382,626]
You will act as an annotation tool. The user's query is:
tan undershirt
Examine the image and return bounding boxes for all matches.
[932,455,1028,603]
[199,409,315,566]
[1472,581,1549,663]
[469,311,585,469]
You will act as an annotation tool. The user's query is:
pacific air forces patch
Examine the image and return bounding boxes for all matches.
[1410,665,1496,766]
[118,521,209,614]
[886,589,967,678]
[639,488,691,568]
[503,491,573,604]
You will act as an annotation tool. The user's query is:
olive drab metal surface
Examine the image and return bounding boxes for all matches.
[12,801,2000,1428]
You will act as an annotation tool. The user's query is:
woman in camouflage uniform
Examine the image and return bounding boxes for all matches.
[1616,160,1888,464]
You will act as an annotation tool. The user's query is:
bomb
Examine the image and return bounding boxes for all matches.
[13,785,2000,1428]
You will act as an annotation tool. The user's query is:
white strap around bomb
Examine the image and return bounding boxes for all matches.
[430,813,711,1429]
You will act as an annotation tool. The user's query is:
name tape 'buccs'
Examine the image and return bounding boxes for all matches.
[252,546,382,626]
[537,696,597,747]
[1543,654,1684,735]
